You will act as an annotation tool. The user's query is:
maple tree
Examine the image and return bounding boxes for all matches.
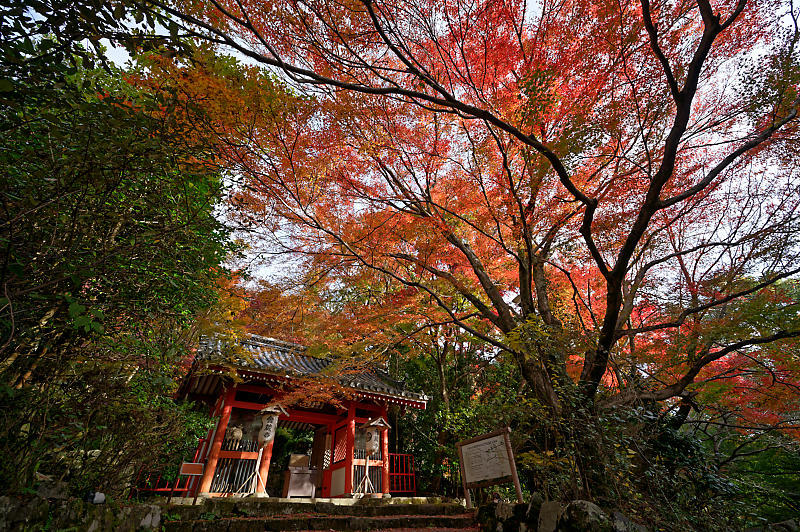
[139,0,800,421]
[116,7,800,509]
[2,0,798,518]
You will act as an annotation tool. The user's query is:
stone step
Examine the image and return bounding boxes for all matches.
[163,513,478,531]
[166,499,469,521]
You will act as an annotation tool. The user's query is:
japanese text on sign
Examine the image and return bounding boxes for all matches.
[461,434,512,484]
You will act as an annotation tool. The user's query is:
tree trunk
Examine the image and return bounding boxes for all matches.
[518,356,563,415]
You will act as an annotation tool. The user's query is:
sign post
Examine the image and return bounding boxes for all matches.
[456,427,522,508]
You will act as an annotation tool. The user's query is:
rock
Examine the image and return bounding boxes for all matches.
[114,507,133,532]
[37,479,70,499]
[85,503,114,532]
[476,501,530,531]
[767,520,799,531]
[85,491,106,504]
[139,504,161,529]
[65,497,86,521]
[537,500,563,532]
[0,495,164,531]
[526,491,544,526]
[476,503,499,531]
[557,500,611,532]
[0,496,18,530]
[22,496,50,524]
[611,511,648,532]
[496,501,515,521]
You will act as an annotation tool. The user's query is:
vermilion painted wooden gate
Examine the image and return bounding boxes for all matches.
[388,453,416,496]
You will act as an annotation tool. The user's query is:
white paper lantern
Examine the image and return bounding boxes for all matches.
[258,404,288,448]
[358,417,391,457]
[364,427,380,455]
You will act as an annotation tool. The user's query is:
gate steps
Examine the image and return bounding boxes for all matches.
[162,497,478,531]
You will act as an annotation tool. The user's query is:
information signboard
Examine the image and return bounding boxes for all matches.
[456,427,522,508]
[168,462,205,504]
[179,462,205,476]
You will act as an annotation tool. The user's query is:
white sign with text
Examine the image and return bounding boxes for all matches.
[461,434,513,484]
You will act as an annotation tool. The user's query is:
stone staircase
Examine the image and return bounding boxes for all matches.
[162,497,479,531]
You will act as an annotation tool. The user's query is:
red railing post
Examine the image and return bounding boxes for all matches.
[388,453,416,496]
[131,436,210,499]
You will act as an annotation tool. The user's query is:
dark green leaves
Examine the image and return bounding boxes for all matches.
[0,30,234,496]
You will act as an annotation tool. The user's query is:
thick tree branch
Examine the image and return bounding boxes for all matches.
[619,266,800,337]
[638,330,800,401]
[640,0,680,101]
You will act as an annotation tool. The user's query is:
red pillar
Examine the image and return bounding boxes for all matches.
[198,386,235,494]
[256,439,274,494]
[322,424,334,497]
[381,407,390,496]
[344,403,355,495]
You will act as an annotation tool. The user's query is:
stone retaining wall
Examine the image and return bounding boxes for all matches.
[476,498,648,532]
[0,495,162,532]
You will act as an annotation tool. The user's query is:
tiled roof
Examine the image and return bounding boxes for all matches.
[198,335,428,406]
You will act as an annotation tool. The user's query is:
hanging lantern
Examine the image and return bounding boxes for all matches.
[359,417,391,457]
[257,404,288,448]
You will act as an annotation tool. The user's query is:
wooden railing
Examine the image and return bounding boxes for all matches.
[129,438,208,498]
[388,453,416,496]
[132,442,418,498]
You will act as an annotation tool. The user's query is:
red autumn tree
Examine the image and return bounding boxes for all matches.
[140,0,800,437]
